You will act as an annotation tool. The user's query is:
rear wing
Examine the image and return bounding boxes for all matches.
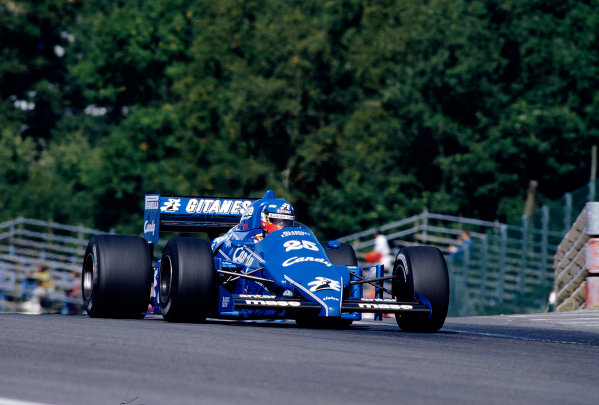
[143,194,255,245]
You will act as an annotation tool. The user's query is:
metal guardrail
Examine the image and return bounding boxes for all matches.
[0,217,105,314]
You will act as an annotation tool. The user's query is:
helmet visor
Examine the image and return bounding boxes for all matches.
[268,213,294,227]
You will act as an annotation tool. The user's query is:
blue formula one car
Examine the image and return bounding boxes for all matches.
[82,190,449,332]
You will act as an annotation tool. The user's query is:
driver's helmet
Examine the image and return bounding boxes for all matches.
[261,199,295,235]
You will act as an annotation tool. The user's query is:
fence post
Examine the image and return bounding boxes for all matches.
[540,205,549,291]
[585,202,599,308]
[479,234,489,312]
[421,208,429,242]
[9,220,15,256]
[519,216,529,312]
[496,224,507,312]
[564,193,573,234]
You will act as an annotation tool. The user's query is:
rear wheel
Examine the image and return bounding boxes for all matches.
[393,246,449,332]
[159,237,215,322]
[82,235,152,318]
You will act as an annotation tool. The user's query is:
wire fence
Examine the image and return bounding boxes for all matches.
[340,180,599,316]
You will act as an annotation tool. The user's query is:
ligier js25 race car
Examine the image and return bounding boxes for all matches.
[82,190,449,332]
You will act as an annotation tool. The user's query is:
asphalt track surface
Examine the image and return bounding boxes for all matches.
[1,311,599,405]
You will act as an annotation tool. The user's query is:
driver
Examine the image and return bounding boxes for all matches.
[254,200,295,241]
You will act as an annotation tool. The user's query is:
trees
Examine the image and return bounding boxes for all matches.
[0,0,597,237]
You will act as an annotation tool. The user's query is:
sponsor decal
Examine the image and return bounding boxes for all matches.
[244,300,301,307]
[361,298,402,302]
[185,199,252,215]
[357,303,413,310]
[233,246,264,267]
[232,247,264,266]
[307,277,341,292]
[282,256,332,268]
[238,294,276,298]
[283,239,319,252]
[281,230,310,238]
[161,198,181,213]
[283,290,293,297]
[269,213,294,220]
[279,203,292,213]
[221,296,230,307]
[145,195,159,210]
[144,220,156,235]
[322,296,340,301]
[233,247,254,267]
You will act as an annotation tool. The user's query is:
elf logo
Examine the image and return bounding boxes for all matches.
[307,277,341,292]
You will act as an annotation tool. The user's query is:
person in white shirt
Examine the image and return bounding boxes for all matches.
[374,229,393,273]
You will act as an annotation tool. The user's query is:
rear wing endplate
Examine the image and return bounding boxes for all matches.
[143,194,255,245]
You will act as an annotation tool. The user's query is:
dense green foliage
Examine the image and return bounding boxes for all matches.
[1,0,597,238]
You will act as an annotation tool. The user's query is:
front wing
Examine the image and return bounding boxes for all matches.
[219,290,430,316]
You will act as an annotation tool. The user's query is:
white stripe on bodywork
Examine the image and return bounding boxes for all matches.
[219,250,232,261]
[247,248,265,263]
[284,275,329,316]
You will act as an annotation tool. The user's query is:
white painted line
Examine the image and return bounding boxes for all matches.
[0,398,53,405]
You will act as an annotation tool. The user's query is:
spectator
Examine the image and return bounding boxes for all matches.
[22,265,55,313]
[448,231,472,261]
[364,229,394,302]
[63,273,81,315]
[20,269,37,301]
[373,230,393,272]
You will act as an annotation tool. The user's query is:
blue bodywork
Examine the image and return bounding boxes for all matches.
[143,190,430,321]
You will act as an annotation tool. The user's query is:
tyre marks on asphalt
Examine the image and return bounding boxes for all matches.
[443,310,599,346]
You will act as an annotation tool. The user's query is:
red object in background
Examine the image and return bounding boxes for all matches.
[586,238,599,308]
[365,251,382,264]
[586,277,599,309]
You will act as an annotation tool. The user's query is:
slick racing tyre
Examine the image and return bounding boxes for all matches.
[325,242,358,266]
[393,246,449,332]
[159,237,216,322]
[82,235,152,319]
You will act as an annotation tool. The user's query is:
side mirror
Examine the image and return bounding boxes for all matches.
[327,240,340,249]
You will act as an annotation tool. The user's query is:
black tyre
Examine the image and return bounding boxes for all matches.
[159,237,215,322]
[82,235,152,318]
[326,243,358,266]
[393,246,449,332]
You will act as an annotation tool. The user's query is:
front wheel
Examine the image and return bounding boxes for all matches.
[393,246,449,332]
[82,235,152,318]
